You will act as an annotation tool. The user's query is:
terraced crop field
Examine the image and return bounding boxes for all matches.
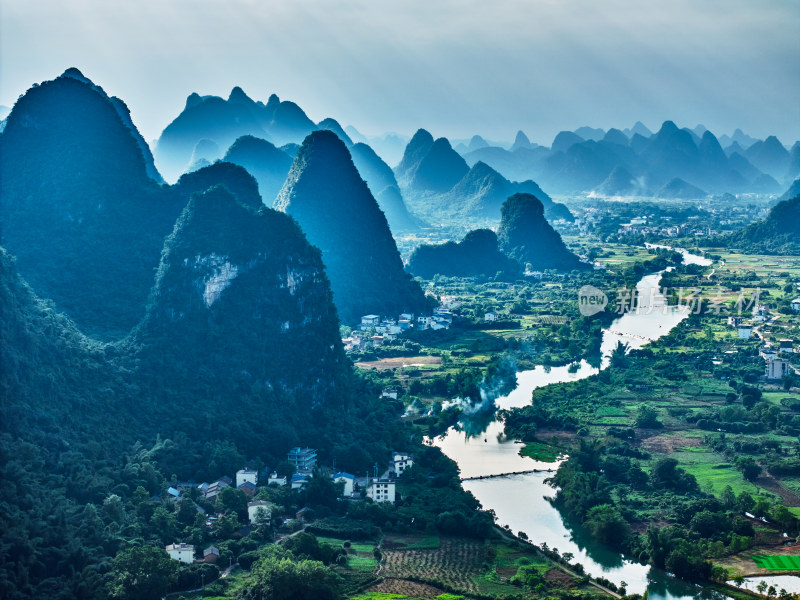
[379,537,486,594]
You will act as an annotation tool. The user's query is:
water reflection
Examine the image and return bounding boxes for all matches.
[432,249,722,598]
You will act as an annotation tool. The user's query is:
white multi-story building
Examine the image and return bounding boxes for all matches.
[367,478,395,504]
[166,543,195,563]
[392,452,413,475]
[766,358,791,380]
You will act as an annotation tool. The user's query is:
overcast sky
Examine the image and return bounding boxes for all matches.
[2,0,799,146]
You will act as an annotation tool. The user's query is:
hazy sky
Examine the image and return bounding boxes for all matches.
[2,0,799,146]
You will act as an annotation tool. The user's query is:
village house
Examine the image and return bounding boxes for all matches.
[202,479,230,502]
[737,324,753,340]
[382,388,399,400]
[766,358,791,380]
[333,472,356,496]
[291,473,309,489]
[267,471,287,486]
[433,308,453,322]
[288,447,317,471]
[237,481,256,498]
[371,335,385,347]
[392,452,413,475]
[166,543,195,563]
[202,546,220,563]
[792,297,800,313]
[236,468,258,488]
[247,500,274,524]
[295,507,312,521]
[484,312,498,322]
[760,344,778,361]
[360,314,381,330]
[367,478,396,504]
[417,316,433,330]
[779,340,794,354]
[397,319,413,331]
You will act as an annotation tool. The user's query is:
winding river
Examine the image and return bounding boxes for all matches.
[432,248,718,599]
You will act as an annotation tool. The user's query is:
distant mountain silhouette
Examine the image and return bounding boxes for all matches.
[437,161,568,222]
[275,130,427,322]
[223,135,293,203]
[189,138,222,167]
[656,177,707,199]
[623,121,653,139]
[366,132,409,166]
[395,128,435,186]
[344,124,368,144]
[745,136,791,181]
[719,128,759,150]
[442,119,788,196]
[511,130,533,151]
[349,142,423,233]
[551,131,585,154]
[603,129,629,147]
[542,139,634,192]
[497,193,586,271]
[317,118,353,147]
[407,229,520,279]
[469,135,490,151]
[574,126,605,141]
[462,145,549,182]
[154,88,316,182]
[594,165,640,196]
[407,137,470,194]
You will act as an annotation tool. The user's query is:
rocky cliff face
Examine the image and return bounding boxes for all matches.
[135,184,349,407]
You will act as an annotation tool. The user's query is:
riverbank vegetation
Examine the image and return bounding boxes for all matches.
[499,248,800,584]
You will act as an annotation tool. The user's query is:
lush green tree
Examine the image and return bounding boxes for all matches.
[218,487,249,522]
[106,546,178,600]
[236,555,341,600]
[635,405,663,429]
[584,504,629,547]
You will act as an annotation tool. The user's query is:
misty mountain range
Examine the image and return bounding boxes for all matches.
[460,121,799,197]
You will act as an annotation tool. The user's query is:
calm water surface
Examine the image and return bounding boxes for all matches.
[432,248,723,599]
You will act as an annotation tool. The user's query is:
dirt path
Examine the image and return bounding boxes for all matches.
[756,472,800,506]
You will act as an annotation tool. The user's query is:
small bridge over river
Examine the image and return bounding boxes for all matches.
[461,468,555,481]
